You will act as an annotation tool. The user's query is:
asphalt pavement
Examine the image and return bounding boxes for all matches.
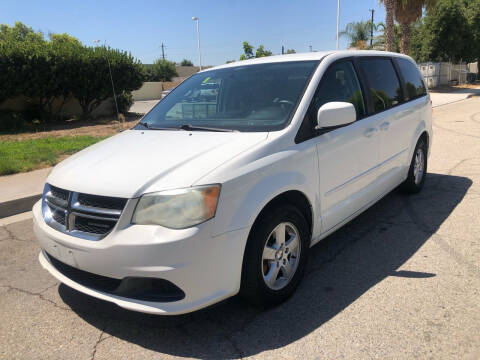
[1,97,479,359]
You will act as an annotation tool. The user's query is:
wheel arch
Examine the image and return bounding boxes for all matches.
[248,190,314,243]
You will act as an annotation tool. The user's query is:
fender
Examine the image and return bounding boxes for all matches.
[211,147,319,237]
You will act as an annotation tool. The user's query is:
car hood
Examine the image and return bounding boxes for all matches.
[47,129,268,198]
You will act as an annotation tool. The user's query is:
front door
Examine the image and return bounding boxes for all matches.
[307,60,382,232]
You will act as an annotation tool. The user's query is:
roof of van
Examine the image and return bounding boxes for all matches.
[203,50,413,72]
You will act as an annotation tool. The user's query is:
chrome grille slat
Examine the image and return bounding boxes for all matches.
[45,194,68,208]
[70,211,119,222]
[71,203,122,217]
[42,184,127,240]
[45,198,67,211]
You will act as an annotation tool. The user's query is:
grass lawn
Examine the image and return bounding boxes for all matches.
[0,136,106,176]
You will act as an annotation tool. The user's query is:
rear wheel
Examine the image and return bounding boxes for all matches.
[402,138,427,193]
[240,205,310,307]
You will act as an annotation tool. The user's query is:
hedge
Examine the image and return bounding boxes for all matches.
[0,23,144,121]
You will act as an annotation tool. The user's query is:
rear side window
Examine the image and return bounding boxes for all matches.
[396,58,427,100]
[359,58,403,113]
[312,61,366,119]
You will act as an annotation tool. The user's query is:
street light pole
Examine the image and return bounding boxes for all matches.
[336,0,340,50]
[94,40,120,130]
[192,16,202,71]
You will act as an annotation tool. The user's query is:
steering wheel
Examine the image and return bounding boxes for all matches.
[273,98,295,111]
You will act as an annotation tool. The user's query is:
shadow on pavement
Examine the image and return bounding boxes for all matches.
[59,172,472,359]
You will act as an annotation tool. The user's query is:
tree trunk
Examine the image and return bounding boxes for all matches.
[385,0,395,52]
[400,23,411,54]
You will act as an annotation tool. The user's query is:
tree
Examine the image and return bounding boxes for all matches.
[0,21,44,44]
[180,58,193,66]
[239,42,272,60]
[379,0,395,51]
[71,46,144,118]
[0,22,45,104]
[145,59,178,81]
[394,0,422,54]
[340,21,376,49]
[240,41,254,60]
[0,22,144,120]
[409,0,474,62]
[394,0,438,54]
[285,49,296,54]
[464,0,480,68]
[255,45,272,58]
[375,22,401,52]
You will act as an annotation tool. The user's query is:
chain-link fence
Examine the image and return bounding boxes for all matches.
[418,61,478,89]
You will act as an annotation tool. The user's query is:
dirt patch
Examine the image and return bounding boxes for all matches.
[0,114,141,142]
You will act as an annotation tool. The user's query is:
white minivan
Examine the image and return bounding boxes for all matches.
[33,51,432,315]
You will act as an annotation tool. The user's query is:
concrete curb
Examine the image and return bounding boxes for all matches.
[0,194,41,219]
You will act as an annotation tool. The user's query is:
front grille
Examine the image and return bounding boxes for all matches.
[50,185,69,201]
[77,193,127,211]
[42,184,128,240]
[74,216,116,235]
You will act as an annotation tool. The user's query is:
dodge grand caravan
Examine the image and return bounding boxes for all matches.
[33,51,432,315]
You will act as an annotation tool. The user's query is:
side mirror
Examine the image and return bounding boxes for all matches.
[315,102,356,130]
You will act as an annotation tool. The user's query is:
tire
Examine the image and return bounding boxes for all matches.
[240,204,310,307]
[402,138,427,194]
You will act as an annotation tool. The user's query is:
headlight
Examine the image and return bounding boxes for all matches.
[132,185,221,229]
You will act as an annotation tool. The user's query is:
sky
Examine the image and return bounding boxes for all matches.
[1,0,386,66]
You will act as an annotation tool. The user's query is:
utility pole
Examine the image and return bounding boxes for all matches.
[336,0,340,50]
[309,45,312,52]
[369,9,375,48]
[161,43,165,60]
[282,45,284,55]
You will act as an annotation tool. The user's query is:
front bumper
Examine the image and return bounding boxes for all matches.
[33,200,249,315]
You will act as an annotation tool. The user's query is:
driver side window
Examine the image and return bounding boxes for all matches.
[312,61,366,119]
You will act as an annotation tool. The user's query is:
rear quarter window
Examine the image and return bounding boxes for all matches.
[396,58,427,100]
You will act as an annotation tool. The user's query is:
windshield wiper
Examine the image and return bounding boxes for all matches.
[179,124,237,132]
[138,122,179,131]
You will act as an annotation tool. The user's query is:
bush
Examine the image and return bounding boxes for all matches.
[116,91,134,114]
[180,59,193,66]
[0,22,145,121]
[145,59,178,81]
[0,110,25,133]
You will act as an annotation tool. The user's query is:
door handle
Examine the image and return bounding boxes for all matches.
[364,128,377,137]
[379,122,390,131]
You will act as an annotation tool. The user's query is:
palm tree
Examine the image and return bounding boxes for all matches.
[379,0,395,52]
[374,22,401,52]
[395,0,438,54]
[340,21,376,49]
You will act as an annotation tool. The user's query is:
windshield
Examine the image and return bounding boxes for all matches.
[136,61,319,132]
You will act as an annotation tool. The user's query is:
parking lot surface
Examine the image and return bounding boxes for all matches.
[1,98,479,359]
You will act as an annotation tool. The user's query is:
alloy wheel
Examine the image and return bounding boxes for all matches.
[413,148,425,185]
[261,222,301,290]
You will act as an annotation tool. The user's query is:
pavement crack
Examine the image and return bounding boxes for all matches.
[0,284,70,311]
[0,224,32,243]
[91,324,110,360]
[203,311,252,359]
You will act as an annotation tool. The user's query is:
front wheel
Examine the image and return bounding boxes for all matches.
[402,138,427,194]
[240,205,310,307]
